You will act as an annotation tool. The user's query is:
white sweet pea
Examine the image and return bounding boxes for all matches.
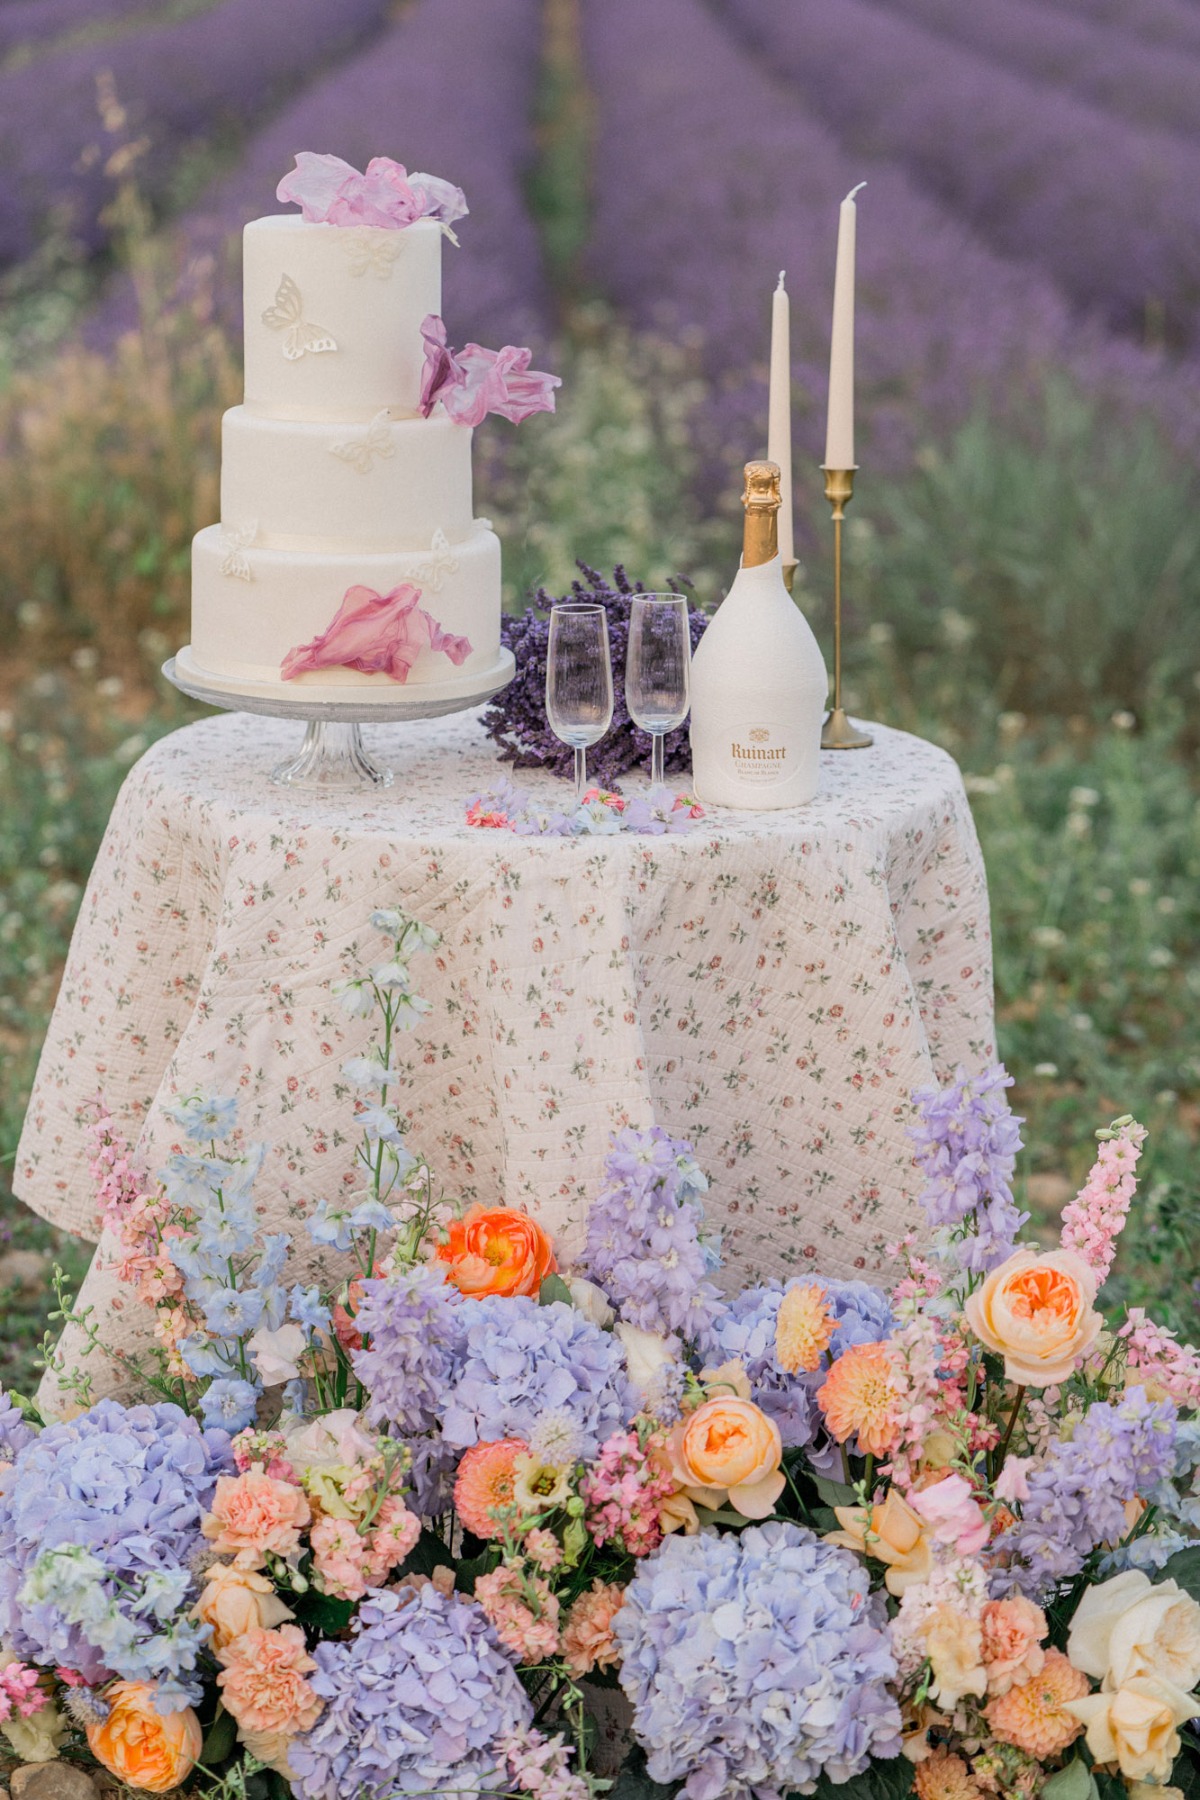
[1068,1569,1200,1693]
[566,1276,615,1329]
[615,1321,681,1404]
[246,1322,307,1387]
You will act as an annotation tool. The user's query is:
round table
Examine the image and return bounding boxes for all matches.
[16,710,993,1401]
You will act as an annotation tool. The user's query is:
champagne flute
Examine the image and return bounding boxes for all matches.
[546,603,614,803]
[625,593,691,788]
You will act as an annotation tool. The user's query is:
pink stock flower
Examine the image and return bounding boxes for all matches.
[582,1429,677,1557]
[418,315,560,427]
[0,1664,47,1722]
[1119,1309,1200,1410]
[911,1474,990,1556]
[281,584,472,684]
[994,1455,1035,1505]
[475,1565,560,1665]
[276,153,466,230]
[465,801,511,829]
[1059,1119,1147,1281]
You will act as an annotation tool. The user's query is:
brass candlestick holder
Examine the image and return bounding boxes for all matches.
[820,465,873,750]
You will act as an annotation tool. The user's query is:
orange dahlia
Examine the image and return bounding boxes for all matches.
[914,1748,983,1800]
[454,1439,527,1538]
[985,1648,1089,1758]
[775,1282,835,1373]
[817,1340,901,1456]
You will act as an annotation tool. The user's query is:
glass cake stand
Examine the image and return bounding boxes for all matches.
[162,647,515,790]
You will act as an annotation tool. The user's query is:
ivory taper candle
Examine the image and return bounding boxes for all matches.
[824,183,865,471]
[767,271,794,566]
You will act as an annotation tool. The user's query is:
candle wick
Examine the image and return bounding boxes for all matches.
[776,270,786,291]
[844,181,867,204]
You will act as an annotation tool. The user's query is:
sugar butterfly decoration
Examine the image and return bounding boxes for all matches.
[339,230,401,279]
[330,410,394,474]
[262,274,338,361]
[217,520,258,581]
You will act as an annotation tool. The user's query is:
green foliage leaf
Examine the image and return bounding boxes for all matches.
[291,1588,356,1635]
[1170,1744,1200,1800]
[394,1525,452,1583]
[804,1756,914,1800]
[200,1705,238,1768]
[812,1472,858,1510]
[609,1748,678,1797]
[1040,1756,1098,1800]
[1159,1547,1200,1604]
[540,1272,575,1307]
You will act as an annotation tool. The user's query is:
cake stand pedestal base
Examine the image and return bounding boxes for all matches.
[161,648,516,791]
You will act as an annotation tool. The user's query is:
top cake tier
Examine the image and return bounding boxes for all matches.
[242,215,442,422]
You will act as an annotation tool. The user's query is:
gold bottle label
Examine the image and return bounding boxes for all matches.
[726,722,792,785]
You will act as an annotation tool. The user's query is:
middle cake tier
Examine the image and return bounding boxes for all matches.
[221,406,473,552]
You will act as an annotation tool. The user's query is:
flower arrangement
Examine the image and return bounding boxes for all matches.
[466,776,703,837]
[5,914,1200,1800]
[481,564,709,787]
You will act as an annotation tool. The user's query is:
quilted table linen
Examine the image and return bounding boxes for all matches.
[14,710,994,1403]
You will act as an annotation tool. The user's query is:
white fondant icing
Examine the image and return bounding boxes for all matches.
[219,406,474,552]
[191,522,501,690]
[242,216,441,421]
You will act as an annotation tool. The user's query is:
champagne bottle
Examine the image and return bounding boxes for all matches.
[689,461,828,809]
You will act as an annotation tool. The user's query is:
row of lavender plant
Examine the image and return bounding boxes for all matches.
[87,0,551,358]
[1044,0,1200,60]
[876,0,1200,142]
[0,0,162,67]
[717,0,1200,346]
[580,0,1200,498]
[0,0,393,266]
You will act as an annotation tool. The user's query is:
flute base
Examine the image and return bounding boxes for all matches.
[821,706,874,750]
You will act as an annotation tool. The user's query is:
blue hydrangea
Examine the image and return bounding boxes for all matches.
[697,1277,894,1448]
[0,1389,36,1461]
[442,1295,635,1459]
[998,1386,1178,1599]
[616,1522,902,1799]
[910,1063,1028,1272]
[580,1126,722,1344]
[0,1399,232,1703]
[290,1585,531,1800]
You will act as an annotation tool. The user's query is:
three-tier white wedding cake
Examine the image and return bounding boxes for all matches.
[177,160,525,707]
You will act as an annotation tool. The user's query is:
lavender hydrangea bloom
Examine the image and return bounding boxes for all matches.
[581,1126,722,1345]
[0,1390,35,1462]
[910,1063,1028,1271]
[998,1386,1178,1599]
[352,1265,464,1435]
[616,1522,902,1799]
[290,1585,531,1800]
[442,1296,635,1459]
[0,1400,232,1700]
[698,1278,894,1448]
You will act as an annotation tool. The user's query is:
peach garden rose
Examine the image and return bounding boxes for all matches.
[963,1247,1102,1387]
[667,1394,784,1518]
[435,1205,557,1298]
[192,1561,294,1652]
[86,1682,203,1793]
[825,1488,933,1596]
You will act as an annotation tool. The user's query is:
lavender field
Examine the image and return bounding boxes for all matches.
[0,0,1198,1374]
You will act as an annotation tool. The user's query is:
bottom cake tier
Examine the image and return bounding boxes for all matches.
[190,521,502,693]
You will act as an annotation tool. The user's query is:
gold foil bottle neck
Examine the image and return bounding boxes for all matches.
[741,459,781,568]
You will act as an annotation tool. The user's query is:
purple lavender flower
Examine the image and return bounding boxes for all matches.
[0,1399,232,1698]
[910,1063,1028,1272]
[352,1265,465,1436]
[442,1296,635,1458]
[290,1584,532,1800]
[581,1126,722,1347]
[483,567,708,789]
[698,1277,893,1448]
[616,1522,902,1798]
[998,1386,1178,1599]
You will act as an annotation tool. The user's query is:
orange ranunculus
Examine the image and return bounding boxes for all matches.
[86,1682,202,1792]
[963,1248,1102,1387]
[668,1395,784,1519]
[435,1206,556,1299]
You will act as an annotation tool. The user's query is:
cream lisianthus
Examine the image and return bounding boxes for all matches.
[1067,1569,1200,1693]
[1066,1676,1196,1783]
[923,1604,988,1710]
[512,1450,573,1514]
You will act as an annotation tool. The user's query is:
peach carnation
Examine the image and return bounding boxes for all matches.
[436,1206,556,1299]
[561,1580,626,1677]
[202,1467,311,1567]
[817,1340,902,1456]
[985,1647,1088,1757]
[981,1596,1048,1696]
[455,1438,527,1538]
[775,1282,835,1374]
[914,1747,983,1800]
[217,1625,321,1737]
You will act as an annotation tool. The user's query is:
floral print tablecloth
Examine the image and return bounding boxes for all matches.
[16,710,993,1398]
